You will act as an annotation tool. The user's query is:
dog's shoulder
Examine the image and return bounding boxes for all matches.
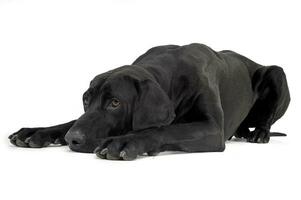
[132,45,180,64]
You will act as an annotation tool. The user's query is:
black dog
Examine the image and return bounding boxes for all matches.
[9,43,290,160]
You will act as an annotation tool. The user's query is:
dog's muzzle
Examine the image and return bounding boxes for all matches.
[64,129,86,151]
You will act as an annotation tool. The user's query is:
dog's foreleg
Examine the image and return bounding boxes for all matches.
[94,119,225,160]
[9,120,76,148]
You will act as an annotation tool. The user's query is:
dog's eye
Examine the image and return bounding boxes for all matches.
[83,98,89,107]
[108,98,120,109]
[83,92,90,108]
[111,98,120,107]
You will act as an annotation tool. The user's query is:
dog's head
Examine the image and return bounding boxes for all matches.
[64,66,175,152]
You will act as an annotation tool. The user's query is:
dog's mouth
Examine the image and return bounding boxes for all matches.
[67,143,96,153]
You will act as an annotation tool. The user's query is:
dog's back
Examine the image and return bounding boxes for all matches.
[134,44,256,137]
[133,43,289,140]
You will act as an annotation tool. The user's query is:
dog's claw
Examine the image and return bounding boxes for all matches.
[120,151,136,161]
[11,135,17,141]
[25,137,31,143]
[54,138,61,144]
[93,146,101,154]
[95,148,108,159]
[100,148,108,155]
[9,135,17,145]
[120,151,126,159]
[16,139,28,147]
[257,137,262,143]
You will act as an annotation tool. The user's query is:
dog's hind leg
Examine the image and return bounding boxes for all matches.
[233,122,250,139]
[236,66,290,143]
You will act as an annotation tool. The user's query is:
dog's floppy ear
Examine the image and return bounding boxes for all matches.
[132,79,175,131]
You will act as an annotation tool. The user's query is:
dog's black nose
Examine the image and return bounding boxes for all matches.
[64,129,86,148]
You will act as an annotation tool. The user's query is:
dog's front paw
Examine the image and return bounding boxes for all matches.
[94,134,159,161]
[9,128,66,148]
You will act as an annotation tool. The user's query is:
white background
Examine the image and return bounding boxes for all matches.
[0,0,300,200]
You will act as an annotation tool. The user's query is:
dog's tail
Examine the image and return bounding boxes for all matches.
[270,132,287,137]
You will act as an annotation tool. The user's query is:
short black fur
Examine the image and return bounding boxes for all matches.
[9,43,290,160]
